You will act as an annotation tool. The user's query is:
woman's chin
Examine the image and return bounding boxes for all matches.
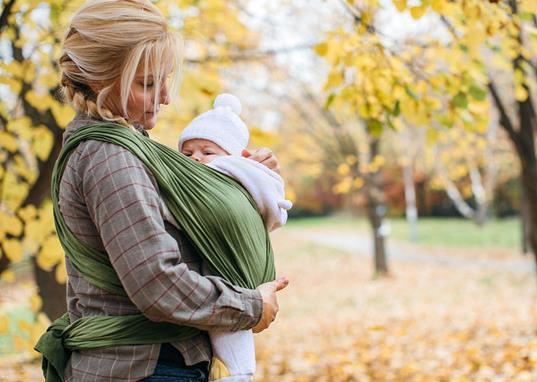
[142,114,157,130]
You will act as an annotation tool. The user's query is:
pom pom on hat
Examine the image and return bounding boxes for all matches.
[178,93,249,156]
[214,93,242,115]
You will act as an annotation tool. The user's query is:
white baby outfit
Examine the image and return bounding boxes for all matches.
[178,93,292,381]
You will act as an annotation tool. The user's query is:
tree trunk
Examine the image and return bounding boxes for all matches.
[9,25,68,319]
[403,163,418,242]
[521,185,530,255]
[29,130,66,320]
[521,166,537,265]
[517,107,537,268]
[32,260,67,320]
[489,51,537,270]
[365,138,389,277]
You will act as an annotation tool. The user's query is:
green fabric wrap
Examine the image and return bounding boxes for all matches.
[35,123,275,382]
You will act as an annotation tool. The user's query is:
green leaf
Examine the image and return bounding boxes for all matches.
[386,115,396,131]
[438,113,454,128]
[367,119,383,137]
[453,92,468,109]
[325,93,336,109]
[405,86,419,100]
[469,85,487,101]
[392,100,401,116]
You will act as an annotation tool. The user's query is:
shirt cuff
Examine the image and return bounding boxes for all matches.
[233,287,263,332]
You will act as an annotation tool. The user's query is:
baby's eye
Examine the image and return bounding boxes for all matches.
[183,152,192,157]
[204,152,215,155]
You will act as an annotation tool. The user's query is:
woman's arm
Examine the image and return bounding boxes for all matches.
[77,141,263,332]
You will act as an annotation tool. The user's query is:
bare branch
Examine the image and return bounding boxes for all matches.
[0,0,16,35]
[184,43,315,64]
[487,79,518,143]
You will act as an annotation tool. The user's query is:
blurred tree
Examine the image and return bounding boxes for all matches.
[316,0,537,271]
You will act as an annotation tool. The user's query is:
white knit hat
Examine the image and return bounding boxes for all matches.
[178,93,249,156]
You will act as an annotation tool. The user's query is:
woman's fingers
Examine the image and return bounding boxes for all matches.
[242,148,281,173]
[274,276,289,292]
[253,276,289,333]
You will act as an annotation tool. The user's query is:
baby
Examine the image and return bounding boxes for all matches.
[178,93,292,382]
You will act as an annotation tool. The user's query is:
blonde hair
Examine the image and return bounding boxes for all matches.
[59,0,182,126]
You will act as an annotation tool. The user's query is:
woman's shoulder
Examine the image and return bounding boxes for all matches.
[63,116,154,184]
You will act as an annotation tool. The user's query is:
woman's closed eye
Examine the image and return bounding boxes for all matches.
[139,81,154,87]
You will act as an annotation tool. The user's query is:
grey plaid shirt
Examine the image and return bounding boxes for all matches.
[59,115,262,381]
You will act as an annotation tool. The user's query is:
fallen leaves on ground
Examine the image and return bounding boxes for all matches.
[1,224,536,381]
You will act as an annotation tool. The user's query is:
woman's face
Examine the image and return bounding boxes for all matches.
[108,64,171,130]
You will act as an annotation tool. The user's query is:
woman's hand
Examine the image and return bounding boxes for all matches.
[252,276,289,333]
[242,148,280,174]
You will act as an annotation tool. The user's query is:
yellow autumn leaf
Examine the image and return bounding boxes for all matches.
[13,155,36,182]
[24,220,49,246]
[314,42,328,56]
[353,178,364,189]
[338,163,350,176]
[0,315,8,335]
[1,213,23,236]
[13,334,28,352]
[39,71,59,88]
[1,60,23,78]
[30,294,43,313]
[33,125,54,161]
[410,5,427,20]
[37,235,63,271]
[3,239,23,262]
[18,204,38,222]
[393,0,406,12]
[25,90,54,112]
[0,77,22,93]
[50,100,76,128]
[372,155,385,167]
[515,85,529,101]
[0,131,18,152]
[6,116,32,139]
[56,257,67,284]
[17,319,32,334]
[431,0,446,13]
[325,70,344,89]
[346,155,358,165]
[333,177,353,194]
[249,127,278,148]
[1,269,15,282]
[520,0,537,14]
[21,60,36,83]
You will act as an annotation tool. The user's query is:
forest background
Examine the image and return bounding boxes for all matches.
[1,0,537,380]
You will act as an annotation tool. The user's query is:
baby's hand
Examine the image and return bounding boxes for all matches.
[242,148,280,174]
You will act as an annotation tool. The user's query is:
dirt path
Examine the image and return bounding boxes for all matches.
[296,230,534,274]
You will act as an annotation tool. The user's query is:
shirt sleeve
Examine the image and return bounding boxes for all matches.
[77,140,262,332]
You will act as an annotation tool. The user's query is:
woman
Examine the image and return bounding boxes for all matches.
[39,0,288,381]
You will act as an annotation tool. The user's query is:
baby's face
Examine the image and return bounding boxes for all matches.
[181,138,229,164]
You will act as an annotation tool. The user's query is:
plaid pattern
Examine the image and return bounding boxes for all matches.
[59,115,262,382]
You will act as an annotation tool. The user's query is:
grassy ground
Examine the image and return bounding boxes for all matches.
[1,216,535,381]
[287,215,521,249]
